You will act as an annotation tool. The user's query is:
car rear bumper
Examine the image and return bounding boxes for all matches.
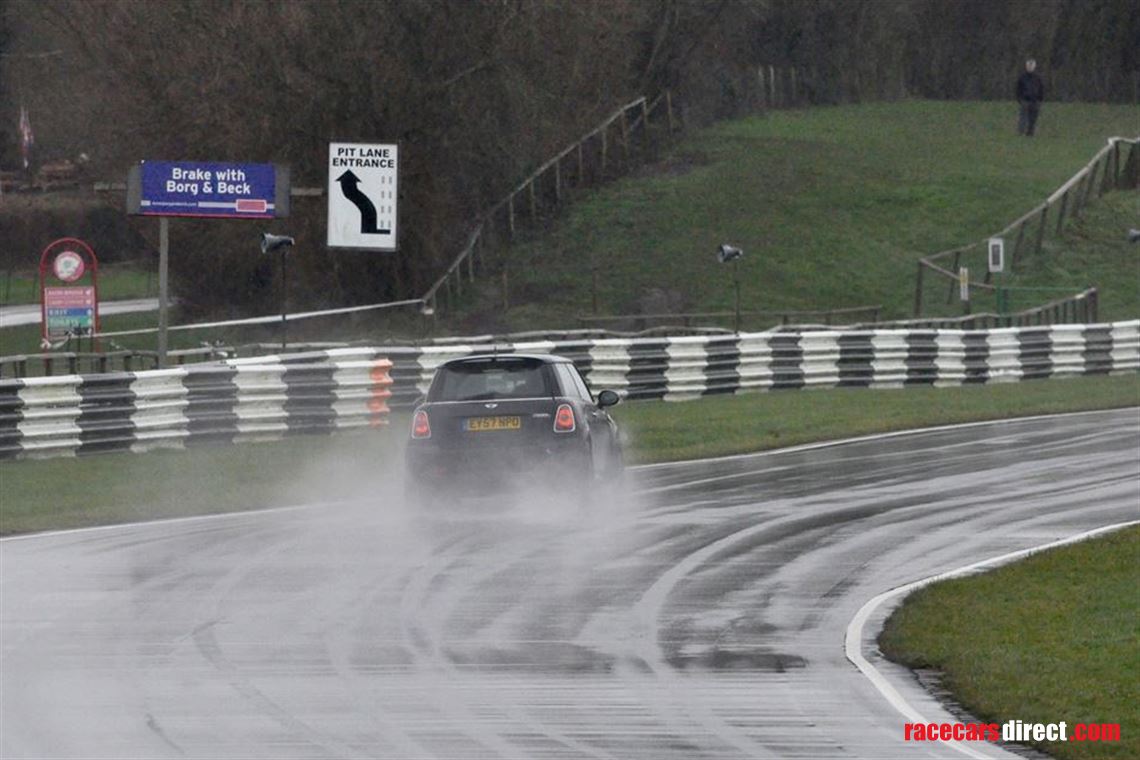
[405,438,591,495]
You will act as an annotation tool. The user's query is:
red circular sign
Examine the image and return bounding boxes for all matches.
[52,250,86,282]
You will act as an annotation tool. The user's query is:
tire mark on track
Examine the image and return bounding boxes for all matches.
[398,523,629,760]
[188,533,377,760]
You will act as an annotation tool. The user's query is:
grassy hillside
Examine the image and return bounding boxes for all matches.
[451,100,1139,332]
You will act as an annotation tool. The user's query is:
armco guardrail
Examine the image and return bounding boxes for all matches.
[4,322,1134,460]
[0,360,392,460]
[229,320,1139,407]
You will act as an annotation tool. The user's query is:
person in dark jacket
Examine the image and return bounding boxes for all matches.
[1016,59,1045,136]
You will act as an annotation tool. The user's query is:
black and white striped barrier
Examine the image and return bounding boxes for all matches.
[3,322,1135,460]
[0,360,392,460]
[230,321,1139,407]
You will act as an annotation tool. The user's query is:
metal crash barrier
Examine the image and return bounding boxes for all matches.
[3,321,1136,460]
[228,320,1139,406]
[0,360,392,460]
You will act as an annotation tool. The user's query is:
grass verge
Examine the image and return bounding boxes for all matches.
[1,372,1136,535]
[879,526,1139,760]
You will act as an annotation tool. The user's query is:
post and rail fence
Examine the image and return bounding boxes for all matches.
[420,93,677,317]
[913,137,1139,319]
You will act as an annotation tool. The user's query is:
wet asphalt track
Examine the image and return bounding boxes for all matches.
[2,408,1138,759]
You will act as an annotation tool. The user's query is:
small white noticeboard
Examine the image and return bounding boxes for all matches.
[327,142,398,250]
[987,237,1004,273]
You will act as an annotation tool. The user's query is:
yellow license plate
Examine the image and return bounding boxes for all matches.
[465,416,521,432]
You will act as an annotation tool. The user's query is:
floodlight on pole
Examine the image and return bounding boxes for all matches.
[260,232,295,350]
[716,243,744,332]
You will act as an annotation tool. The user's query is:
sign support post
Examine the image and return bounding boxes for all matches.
[280,244,288,351]
[158,217,170,367]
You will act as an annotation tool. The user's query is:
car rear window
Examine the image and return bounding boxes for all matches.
[430,358,553,401]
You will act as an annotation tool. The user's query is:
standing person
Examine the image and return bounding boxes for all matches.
[1016,59,1045,136]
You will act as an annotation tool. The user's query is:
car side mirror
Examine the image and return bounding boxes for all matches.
[596,389,620,408]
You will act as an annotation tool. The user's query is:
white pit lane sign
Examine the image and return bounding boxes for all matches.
[327,142,398,250]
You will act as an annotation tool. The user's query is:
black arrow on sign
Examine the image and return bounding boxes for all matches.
[336,171,389,234]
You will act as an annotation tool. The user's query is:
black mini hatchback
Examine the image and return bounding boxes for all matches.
[404,354,623,505]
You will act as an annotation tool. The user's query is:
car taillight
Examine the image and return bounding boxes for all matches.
[553,403,576,433]
[411,410,431,439]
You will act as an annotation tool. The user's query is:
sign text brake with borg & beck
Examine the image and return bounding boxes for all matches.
[164,166,252,195]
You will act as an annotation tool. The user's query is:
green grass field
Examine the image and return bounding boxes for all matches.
[453,100,1138,331]
[880,526,1139,760]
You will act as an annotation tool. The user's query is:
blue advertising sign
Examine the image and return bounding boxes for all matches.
[127,161,290,218]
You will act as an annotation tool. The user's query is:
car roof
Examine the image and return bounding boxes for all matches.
[439,353,572,367]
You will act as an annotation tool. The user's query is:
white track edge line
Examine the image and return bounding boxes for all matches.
[844,520,1140,760]
[0,501,353,543]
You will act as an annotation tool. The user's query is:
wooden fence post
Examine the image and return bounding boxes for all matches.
[1124,142,1140,188]
[946,251,961,304]
[501,259,509,311]
[1055,190,1068,235]
[914,260,926,316]
[553,160,561,204]
[528,179,537,218]
[508,195,516,239]
[1099,152,1113,195]
[600,128,609,176]
[1072,173,1087,218]
[1111,141,1121,189]
[1011,218,1027,267]
[1033,205,1049,256]
[620,108,630,160]
[1084,160,1100,206]
[577,143,585,184]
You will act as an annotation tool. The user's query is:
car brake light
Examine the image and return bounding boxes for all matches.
[553,403,576,432]
[412,410,431,439]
